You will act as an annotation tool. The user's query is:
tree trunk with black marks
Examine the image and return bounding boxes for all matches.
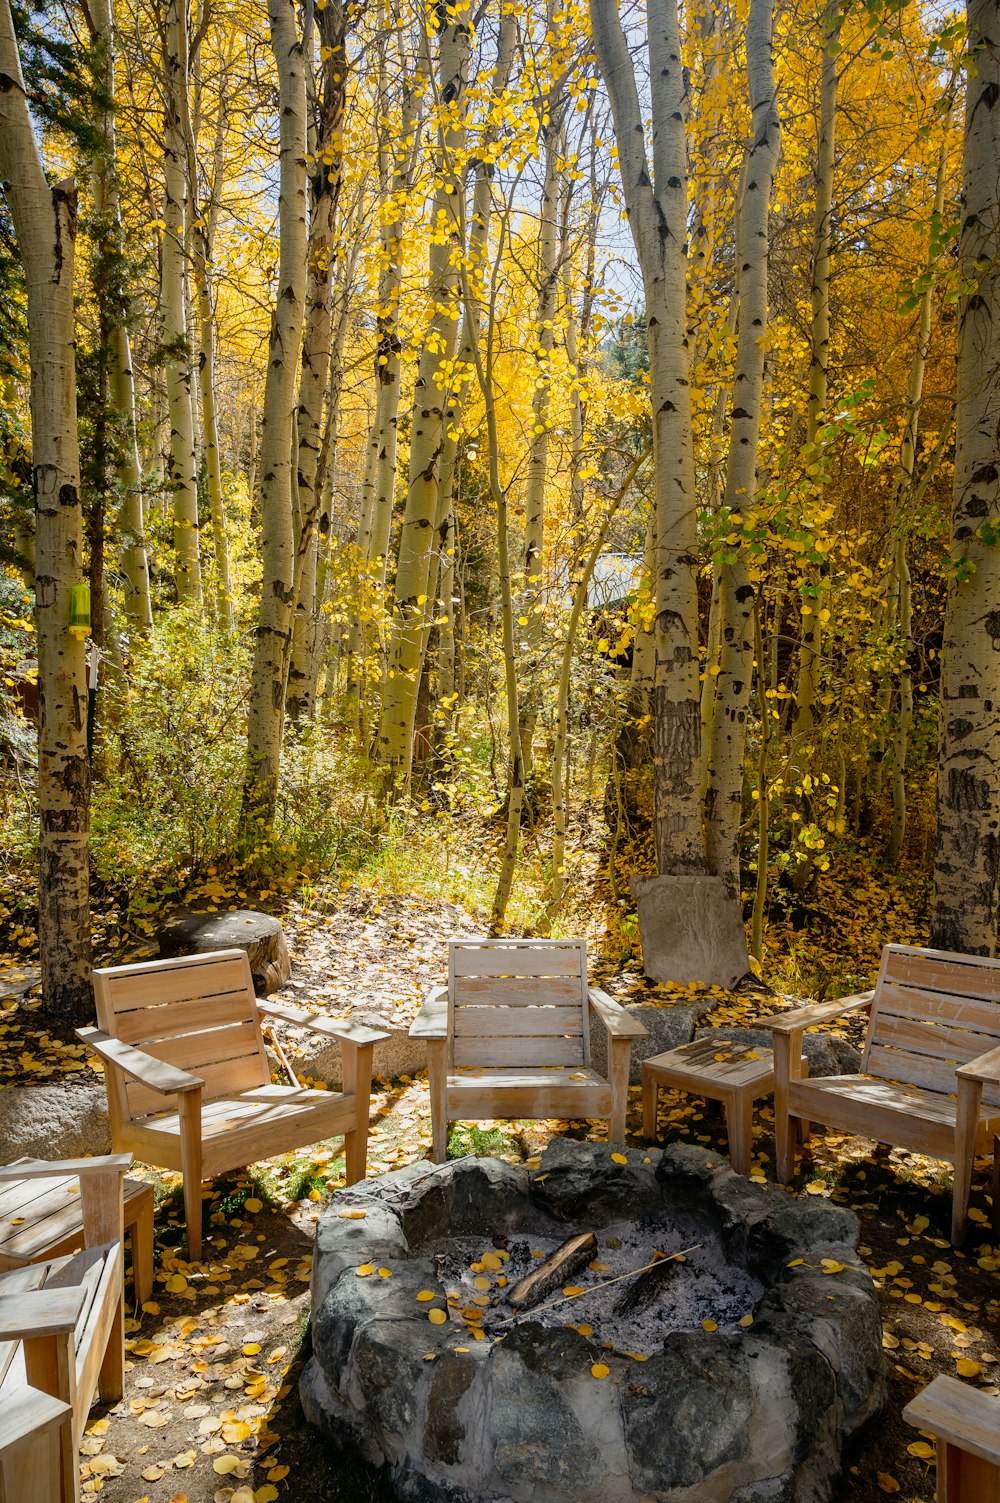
[929,0,1000,954]
[591,0,706,874]
[242,0,307,827]
[0,0,91,1021]
[703,0,780,897]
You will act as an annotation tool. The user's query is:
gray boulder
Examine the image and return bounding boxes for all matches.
[0,1079,111,1163]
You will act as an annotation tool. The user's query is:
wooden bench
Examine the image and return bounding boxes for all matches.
[80,949,388,1260]
[0,1159,154,1305]
[763,943,1000,1245]
[0,1155,130,1503]
[903,1375,1000,1501]
[642,1037,778,1175]
[410,938,647,1161]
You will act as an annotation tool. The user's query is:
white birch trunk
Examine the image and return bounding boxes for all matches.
[591,0,706,872]
[929,0,1000,952]
[242,0,308,824]
[160,0,202,606]
[0,1,91,1020]
[376,7,470,786]
[703,0,780,896]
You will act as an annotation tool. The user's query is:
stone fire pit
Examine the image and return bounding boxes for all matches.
[301,1139,885,1502]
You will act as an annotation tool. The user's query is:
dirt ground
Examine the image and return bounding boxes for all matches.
[3,895,999,1503]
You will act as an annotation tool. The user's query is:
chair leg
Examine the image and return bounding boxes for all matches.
[98,1289,124,1405]
[952,1079,981,1249]
[178,1089,204,1263]
[427,1039,448,1164]
[642,1074,658,1143]
[132,1192,155,1305]
[725,1092,753,1177]
[992,1135,1000,1242]
[342,1042,375,1184]
[608,1038,631,1146]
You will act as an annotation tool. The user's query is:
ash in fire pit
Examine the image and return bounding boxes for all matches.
[302,1139,885,1503]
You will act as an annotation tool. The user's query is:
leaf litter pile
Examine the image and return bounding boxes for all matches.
[2,896,1000,1502]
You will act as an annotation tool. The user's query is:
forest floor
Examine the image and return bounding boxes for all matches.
[2,877,997,1503]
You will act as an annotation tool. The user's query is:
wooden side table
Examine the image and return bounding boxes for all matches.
[0,1160,154,1304]
[642,1036,777,1175]
[903,1375,1000,1502]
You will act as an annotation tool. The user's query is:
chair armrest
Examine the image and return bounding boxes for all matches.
[903,1374,1000,1467]
[0,1386,72,1452]
[77,1027,204,1094]
[0,1153,132,1182]
[256,1000,389,1048]
[753,990,875,1036]
[957,1042,1000,1087]
[588,987,648,1039]
[409,986,448,1040]
[0,1287,86,1341]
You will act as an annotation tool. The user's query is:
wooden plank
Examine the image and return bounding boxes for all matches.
[453,977,584,1003]
[867,1045,963,1096]
[79,1029,202,1096]
[130,1019,263,1072]
[450,946,584,978]
[786,1076,994,1160]
[903,1374,1000,1469]
[453,1035,586,1068]
[871,1012,1000,1062]
[883,949,1000,1001]
[446,1077,612,1120]
[453,1005,584,1038]
[102,955,252,1013]
[124,1052,261,1117]
[115,991,253,1043]
[589,987,648,1039]
[875,982,1000,1037]
[0,1288,86,1340]
[409,990,448,1039]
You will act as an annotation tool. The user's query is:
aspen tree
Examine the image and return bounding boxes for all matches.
[930,0,1000,953]
[89,0,153,634]
[791,0,841,751]
[703,0,780,896]
[242,0,308,827]
[160,0,203,606]
[590,0,706,872]
[0,0,91,1021]
[287,0,350,721]
[376,2,470,788]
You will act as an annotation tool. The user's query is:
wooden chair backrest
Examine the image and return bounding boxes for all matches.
[93,950,269,1122]
[864,944,1000,1108]
[447,938,590,1070]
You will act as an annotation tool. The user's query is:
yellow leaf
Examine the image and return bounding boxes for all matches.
[244,1198,262,1213]
[877,1473,901,1493]
[416,1290,436,1302]
[739,1314,753,1328]
[907,1441,935,1459]
[256,1488,279,1503]
[213,1455,241,1474]
[165,1273,188,1293]
[610,1152,628,1165]
[428,1308,447,1325]
[355,1265,374,1278]
[377,1267,393,1278]
[786,1258,804,1268]
[338,1209,366,1220]
[562,1285,584,1297]
[242,1343,261,1356]
[266,1467,290,1483]
[702,1319,718,1333]
[591,1362,610,1379]
[820,1259,845,1275]
[957,1359,982,1377]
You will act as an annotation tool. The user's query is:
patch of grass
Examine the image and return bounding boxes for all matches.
[447,1123,520,1159]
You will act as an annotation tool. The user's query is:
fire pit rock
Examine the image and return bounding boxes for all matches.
[301,1140,884,1503]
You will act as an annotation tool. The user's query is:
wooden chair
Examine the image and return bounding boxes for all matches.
[0,1154,130,1503]
[79,949,388,1261]
[0,1157,154,1305]
[903,1375,1000,1502]
[409,938,647,1161]
[762,943,1000,1245]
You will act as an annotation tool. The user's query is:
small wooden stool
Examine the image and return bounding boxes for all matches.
[903,1375,1000,1501]
[642,1036,776,1175]
[0,1159,154,1304]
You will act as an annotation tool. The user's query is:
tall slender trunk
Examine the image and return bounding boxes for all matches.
[591,0,706,873]
[187,74,234,629]
[241,0,307,826]
[0,1,91,1020]
[160,0,202,606]
[886,129,951,865]
[703,0,780,897]
[792,0,840,750]
[376,6,470,789]
[929,0,1000,953]
[287,0,350,721]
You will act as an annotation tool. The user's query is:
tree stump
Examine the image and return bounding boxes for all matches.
[157,910,291,995]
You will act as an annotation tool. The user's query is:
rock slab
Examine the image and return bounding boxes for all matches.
[0,1079,111,1164]
[631,873,752,988]
[158,909,291,994]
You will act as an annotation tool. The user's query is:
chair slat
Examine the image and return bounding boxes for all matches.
[882,947,1000,1001]
[453,1035,586,1068]
[452,1005,583,1038]
[100,954,254,1012]
[450,944,585,978]
[114,991,254,1044]
[453,976,583,1004]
